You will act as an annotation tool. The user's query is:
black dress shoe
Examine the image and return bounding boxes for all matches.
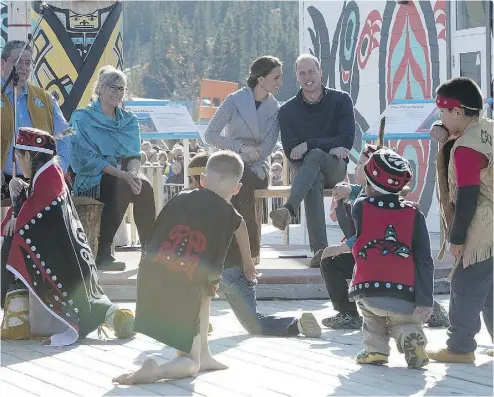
[97,254,126,271]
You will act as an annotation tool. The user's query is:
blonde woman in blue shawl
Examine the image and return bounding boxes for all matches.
[70,66,156,271]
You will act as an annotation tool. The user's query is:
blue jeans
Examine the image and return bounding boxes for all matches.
[220,266,299,336]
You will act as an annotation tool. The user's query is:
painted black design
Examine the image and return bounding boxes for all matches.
[481,129,492,146]
[358,225,411,259]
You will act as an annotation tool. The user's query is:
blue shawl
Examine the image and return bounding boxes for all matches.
[70,100,140,196]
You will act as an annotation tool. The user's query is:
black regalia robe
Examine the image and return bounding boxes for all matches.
[135,188,241,353]
[1,160,110,346]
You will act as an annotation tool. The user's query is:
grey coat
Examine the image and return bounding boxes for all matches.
[204,87,279,179]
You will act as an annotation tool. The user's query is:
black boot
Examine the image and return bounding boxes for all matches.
[97,243,126,271]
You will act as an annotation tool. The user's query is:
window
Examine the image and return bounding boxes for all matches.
[212,97,221,107]
[456,1,486,30]
[460,52,482,88]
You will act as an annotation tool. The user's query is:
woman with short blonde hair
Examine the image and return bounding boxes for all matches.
[70,65,155,271]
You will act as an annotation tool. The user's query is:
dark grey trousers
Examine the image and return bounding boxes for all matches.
[447,256,493,353]
[288,149,346,252]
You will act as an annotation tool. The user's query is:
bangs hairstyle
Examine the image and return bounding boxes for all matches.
[206,151,244,182]
[93,65,127,98]
[436,77,483,117]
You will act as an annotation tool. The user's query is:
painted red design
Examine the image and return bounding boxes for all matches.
[357,10,382,69]
[433,0,447,41]
[387,2,432,102]
[153,225,207,279]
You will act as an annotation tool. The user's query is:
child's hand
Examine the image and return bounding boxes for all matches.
[413,306,433,323]
[321,244,349,260]
[9,178,28,198]
[332,182,351,202]
[243,260,259,282]
[450,243,464,259]
[3,217,17,236]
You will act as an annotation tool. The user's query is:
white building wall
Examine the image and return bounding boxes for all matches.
[299,0,489,233]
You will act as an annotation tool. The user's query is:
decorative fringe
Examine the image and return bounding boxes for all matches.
[463,243,493,268]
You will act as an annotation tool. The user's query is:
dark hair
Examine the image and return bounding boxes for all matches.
[247,56,283,89]
[436,77,483,117]
[15,149,54,194]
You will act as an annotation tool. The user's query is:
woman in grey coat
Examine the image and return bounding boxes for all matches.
[204,56,282,259]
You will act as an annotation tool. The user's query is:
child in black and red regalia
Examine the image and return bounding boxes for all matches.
[1,127,135,345]
[114,150,255,385]
[323,148,434,368]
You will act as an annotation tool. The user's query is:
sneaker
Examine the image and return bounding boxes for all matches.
[322,312,362,329]
[112,308,135,339]
[97,254,126,271]
[299,313,322,338]
[403,332,429,368]
[426,300,450,328]
[427,347,475,363]
[356,350,388,365]
[309,248,325,268]
[270,207,292,230]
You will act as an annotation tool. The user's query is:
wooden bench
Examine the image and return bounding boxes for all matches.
[254,186,333,245]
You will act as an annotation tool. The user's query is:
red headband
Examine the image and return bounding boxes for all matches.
[436,96,480,111]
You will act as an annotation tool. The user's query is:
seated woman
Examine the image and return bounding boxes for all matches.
[1,127,134,345]
[204,56,282,261]
[70,66,155,270]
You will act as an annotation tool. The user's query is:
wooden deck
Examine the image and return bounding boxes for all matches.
[1,296,492,396]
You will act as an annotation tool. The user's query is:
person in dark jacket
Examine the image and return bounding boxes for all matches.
[270,54,355,267]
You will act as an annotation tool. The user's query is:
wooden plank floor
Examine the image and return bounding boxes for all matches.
[1,296,492,396]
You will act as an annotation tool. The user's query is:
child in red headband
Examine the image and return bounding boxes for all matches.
[428,77,493,362]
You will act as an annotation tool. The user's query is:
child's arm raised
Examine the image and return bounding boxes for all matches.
[235,219,258,281]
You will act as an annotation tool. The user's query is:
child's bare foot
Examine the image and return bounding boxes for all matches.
[113,358,162,384]
[200,354,229,371]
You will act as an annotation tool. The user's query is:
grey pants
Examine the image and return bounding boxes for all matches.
[288,149,347,252]
[358,300,426,356]
[447,256,493,353]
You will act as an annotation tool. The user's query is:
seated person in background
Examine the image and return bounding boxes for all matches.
[1,128,134,344]
[113,151,252,385]
[272,150,284,165]
[167,162,184,184]
[140,151,147,166]
[270,162,283,186]
[70,66,156,271]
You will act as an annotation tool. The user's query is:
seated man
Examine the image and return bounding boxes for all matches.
[270,54,355,267]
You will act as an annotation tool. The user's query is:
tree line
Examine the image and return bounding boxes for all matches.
[123,1,299,102]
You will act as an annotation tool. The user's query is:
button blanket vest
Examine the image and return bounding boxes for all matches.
[1,83,54,168]
[349,195,417,302]
[436,117,493,267]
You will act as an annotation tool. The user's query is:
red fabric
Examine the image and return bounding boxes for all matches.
[454,147,488,187]
[436,96,461,109]
[351,200,416,288]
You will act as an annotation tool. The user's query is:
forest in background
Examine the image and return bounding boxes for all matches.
[122,1,299,102]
